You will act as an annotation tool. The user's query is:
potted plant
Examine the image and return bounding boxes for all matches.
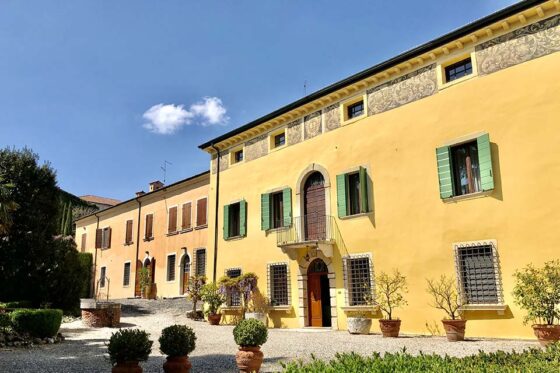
[159,325,196,373]
[107,329,152,373]
[233,318,268,373]
[201,282,225,325]
[138,268,151,299]
[513,260,560,346]
[426,275,466,341]
[186,275,206,320]
[218,273,259,319]
[375,269,407,338]
[347,284,374,335]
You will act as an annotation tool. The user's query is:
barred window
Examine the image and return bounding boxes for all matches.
[123,262,131,286]
[456,244,499,304]
[344,256,373,306]
[100,266,107,288]
[444,57,472,82]
[268,264,289,306]
[195,249,206,277]
[226,268,242,307]
[167,254,176,282]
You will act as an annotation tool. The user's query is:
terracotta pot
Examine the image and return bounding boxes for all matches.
[235,346,264,373]
[207,313,222,325]
[532,324,560,346]
[112,361,142,373]
[347,317,372,334]
[163,356,192,373]
[442,319,467,342]
[379,319,401,338]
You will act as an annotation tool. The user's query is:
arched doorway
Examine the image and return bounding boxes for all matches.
[304,172,326,241]
[181,254,191,295]
[307,258,331,327]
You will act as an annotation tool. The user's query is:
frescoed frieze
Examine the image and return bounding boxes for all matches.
[304,111,322,140]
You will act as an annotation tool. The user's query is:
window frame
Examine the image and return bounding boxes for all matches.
[271,191,284,229]
[125,219,133,245]
[341,94,367,125]
[81,233,87,252]
[144,213,154,240]
[337,166,370,219]
[101,227,111,249]
[166,253,177,282]
[195,197,208,228]
[228,202,241,238]
[437,50,478,89]
[100,266,107,288]
[267,262,290,307]
[194,248,207,277]
[268,128,287,151]
[167,205,179,234]
[225,267,242,307]
[229,145,245,165]
[123,261,131,287]
[343,254,374,307]
[181,202,192,231]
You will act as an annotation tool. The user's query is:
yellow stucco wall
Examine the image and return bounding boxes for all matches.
[76,174,210,300]
[207,50,560,339]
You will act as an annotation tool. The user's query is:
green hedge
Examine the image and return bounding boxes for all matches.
[0,300,33,309]
[10,309,63,338]
[281,345,560,373]
[77,252,93,298]
[0,313,11,329]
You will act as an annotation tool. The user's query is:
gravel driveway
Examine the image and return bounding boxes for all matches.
[0,299,540,372]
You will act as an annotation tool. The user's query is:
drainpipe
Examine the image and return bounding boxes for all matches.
[134,198,142,298]
[92,213,100,298]
[210,143,221,283]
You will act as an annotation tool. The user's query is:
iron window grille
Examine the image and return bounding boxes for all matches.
[343,254,374,306]
[193,248,206,277]
[167,254,176,282]
[267,263,290,306]
[123,263,131,286]
[225,268,242,307]
[445,57,473,82]
[454,241,503,305]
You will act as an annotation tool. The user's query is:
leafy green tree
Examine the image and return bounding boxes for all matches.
[0,177,18,235]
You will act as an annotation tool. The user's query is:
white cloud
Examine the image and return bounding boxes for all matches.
[142,96,229,135]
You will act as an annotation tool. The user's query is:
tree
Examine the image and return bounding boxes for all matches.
[426,275,461,320]
[0,177,18,235]
[375,269,408,320]
[186,275,206,319]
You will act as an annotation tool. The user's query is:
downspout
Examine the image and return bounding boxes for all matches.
[210,143,221,283]
[134,198,142,298]
[92,213,100,298]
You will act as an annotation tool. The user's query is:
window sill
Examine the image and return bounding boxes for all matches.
[459,304,507,312]
[442,190,492,203]
[266,226,289,233]
[195,224,208,230]
[180,228,193,234]
[225,235,245,241]
[166,280,176,284]
[143,237,154,242]
[268,305,292,311]
[341,113,366,126]
[123,242,134,246]
[269,144,287,153]
[221,306,243,312]
[339,212,373,220]
[341,305,379,312]
[439,72,476,90]
[166,231,179,237]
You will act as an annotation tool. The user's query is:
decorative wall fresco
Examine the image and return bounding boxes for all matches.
[476,14,560,75]
[304,111,322,140]
[367,64,437,116]
[245,134,268,162]
[287,119,303,145]
[211,153,229,174]
[324,104,340,132]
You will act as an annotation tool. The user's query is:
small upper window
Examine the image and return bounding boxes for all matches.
[445,57,472,83]
[233,149,243,163]
[347,101,364,119]
[274,132,286,148]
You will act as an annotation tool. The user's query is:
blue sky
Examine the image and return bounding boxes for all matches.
[0,0,517,201]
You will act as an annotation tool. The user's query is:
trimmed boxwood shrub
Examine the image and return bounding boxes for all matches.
[0,300,33,309]
[159,325,196,357]
[0,312,11,329]
[108,329,152,365]
[233,319,268,347]
[10,309,63,337]
[281,345,560,373]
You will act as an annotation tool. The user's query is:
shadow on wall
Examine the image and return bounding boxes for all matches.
[269,308,296,328]
[490,143,504,202]
[462,305,514,321]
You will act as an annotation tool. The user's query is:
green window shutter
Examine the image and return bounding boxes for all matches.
[223,204,230,240]
[359,166,369,213]
[477,133,494,191]
[240,200,247,237]
[436,146,454,199]
[261,193,271,231]
[336,174,348,218]
[282,188,292,227]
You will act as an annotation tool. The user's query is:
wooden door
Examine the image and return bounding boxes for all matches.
[304,172,326,241]
[308,273,323,326]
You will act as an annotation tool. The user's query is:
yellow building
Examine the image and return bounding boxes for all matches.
[199,0,560,338]
[75,171,210,300]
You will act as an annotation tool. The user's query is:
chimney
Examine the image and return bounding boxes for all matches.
[149,180,164,192]
[135,191,146,197]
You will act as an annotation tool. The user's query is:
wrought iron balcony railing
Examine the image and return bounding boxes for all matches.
[276,214,340,247]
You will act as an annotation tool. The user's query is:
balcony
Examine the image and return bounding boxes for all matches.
[276,215,341,258]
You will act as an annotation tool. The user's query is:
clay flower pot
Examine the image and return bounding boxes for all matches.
[347,317,372,335]
[112,361,142,373]
[442,319,467,342]
[379,319,401,338]
[207,313,222,326]
[163,356,192,373]
[235,346,264,373]
[532,324,560,346]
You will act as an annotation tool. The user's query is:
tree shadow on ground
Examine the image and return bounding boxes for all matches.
[120,304,152,315]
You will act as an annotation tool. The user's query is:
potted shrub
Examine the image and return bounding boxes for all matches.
[233,318,268,373]
[426,275,466,341]
[375,269,408,338]
[513,260,560,346]
[138,268,151,299]
[159,325,196,373]
[347,285,374,335]
[201,282,225,325]
[107,329,152,373]
[186,275,206,320]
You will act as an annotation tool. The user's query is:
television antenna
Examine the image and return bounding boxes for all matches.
[161,160,172,183]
